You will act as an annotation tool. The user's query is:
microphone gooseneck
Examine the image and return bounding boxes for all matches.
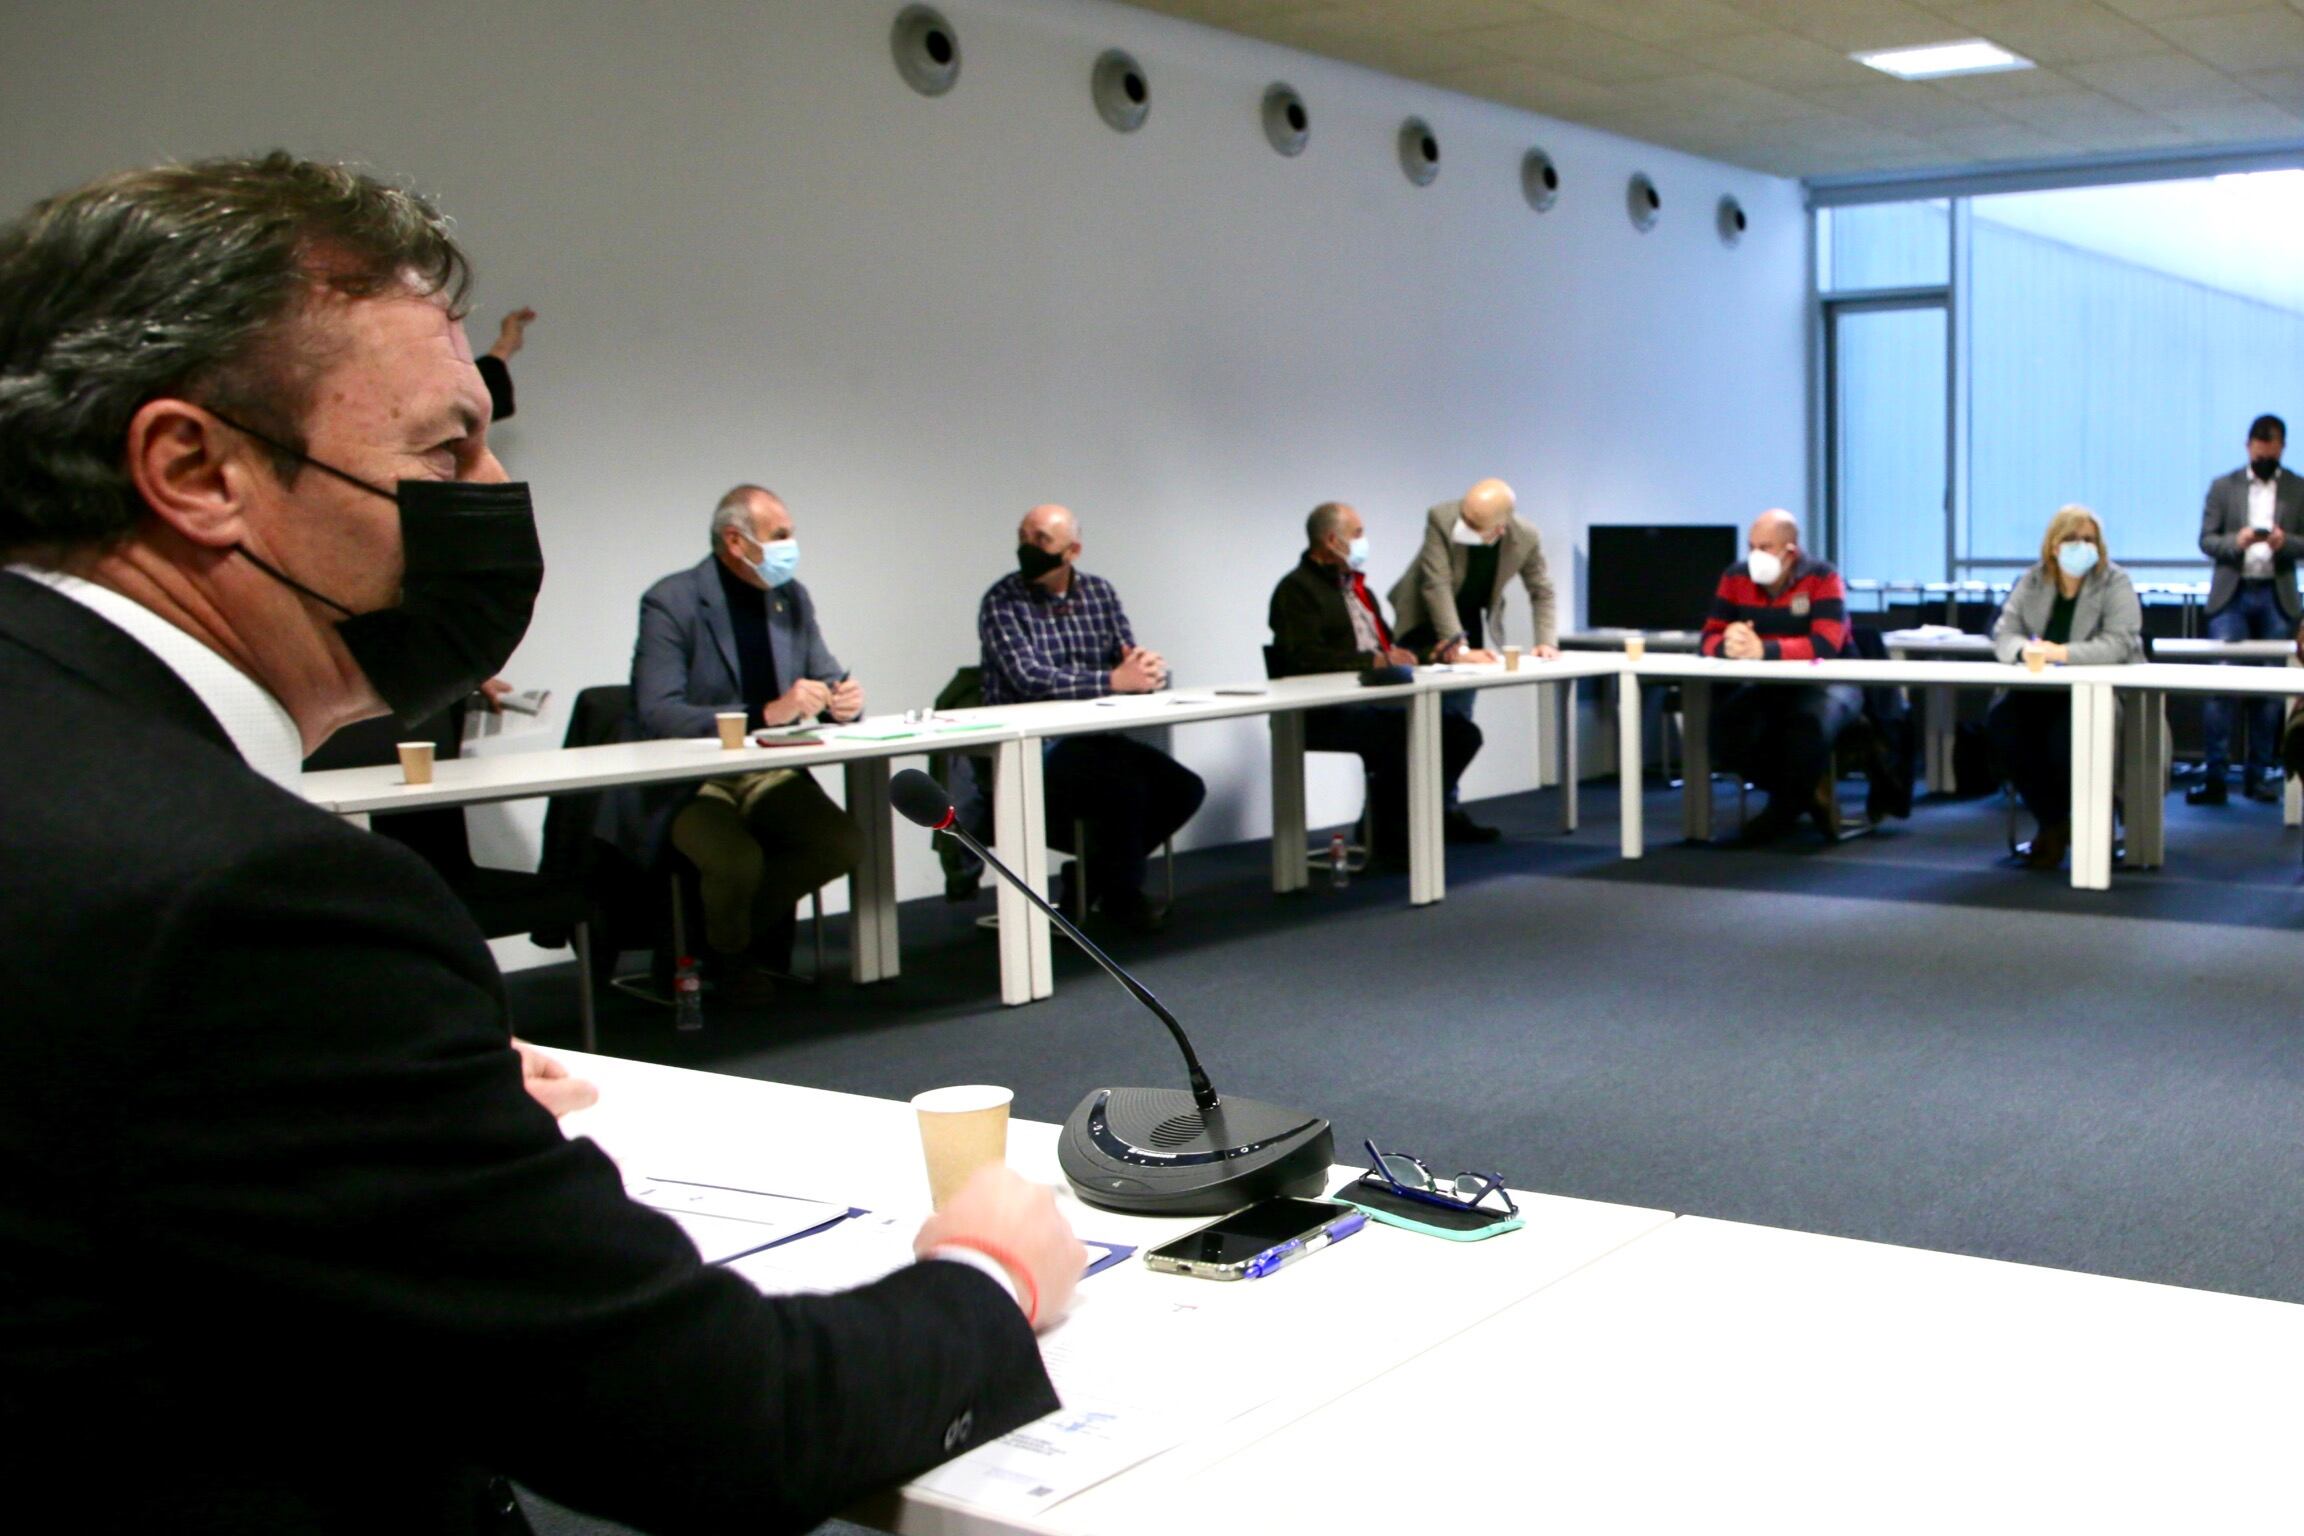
[888,768,1219,1111]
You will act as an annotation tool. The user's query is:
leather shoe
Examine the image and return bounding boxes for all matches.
[2022,819,2070,870]
[1738,800,1799,846]
[1443,810,1502,845]
[2244,776,2280,804]
[1097,888,1167,935]
[2186,779,2229,807]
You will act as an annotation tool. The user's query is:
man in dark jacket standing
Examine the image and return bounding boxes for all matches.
[1269,502,1487,863]
[2192,413,2304,804]
[0,153,1075,1536]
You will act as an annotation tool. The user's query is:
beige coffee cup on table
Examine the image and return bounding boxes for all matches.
[396,741,435,786]
[2023,643,2047,674]
[1623,636,1648,662]
[715,710,748,749]
[1503,646,1524,672]
[913,1084,1013,1208]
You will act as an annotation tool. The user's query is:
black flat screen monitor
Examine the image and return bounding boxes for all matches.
[1587,524,1738,632]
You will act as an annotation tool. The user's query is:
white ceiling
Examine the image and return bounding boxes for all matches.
[1121,1,2304,179]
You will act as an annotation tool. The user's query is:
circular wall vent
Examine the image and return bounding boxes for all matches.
[1399,117,1440,186]
[1627,172,1661,232]
[1092,48,1150,133]
[1262,83,1309,157]
[891,6,960,97]
[1522,148,1560,212]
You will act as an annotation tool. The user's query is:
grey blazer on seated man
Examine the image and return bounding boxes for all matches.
[609,556,846,864]
[1388,501,1557,651]
[1989,561,2144,666]
[2199,466,2304,622]
[631,556,844,740]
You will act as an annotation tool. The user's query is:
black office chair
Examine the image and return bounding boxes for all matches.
[305,702,600,1050]
[1720,629,1913,844]
[1997,633,2149,865]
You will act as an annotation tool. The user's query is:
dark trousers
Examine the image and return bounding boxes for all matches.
[1987,690,2070,826]
[1710,683,1862,809]
[1044,735,1206,904]
[2203,582,2288,778]
[1303,703,1482,855]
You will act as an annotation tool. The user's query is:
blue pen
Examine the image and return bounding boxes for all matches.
[1241,1208,1367,1279]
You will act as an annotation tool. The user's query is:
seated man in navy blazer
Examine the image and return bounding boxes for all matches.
[628,485,865,993]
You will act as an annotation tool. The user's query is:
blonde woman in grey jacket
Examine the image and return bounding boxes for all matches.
[1987,504,2144,868]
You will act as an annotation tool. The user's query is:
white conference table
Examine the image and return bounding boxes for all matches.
[1124,1213,2304,1535]
[1624,653,2126,888]
[941,659,1624,998]
[1885,629,2296,798]
[299,724,1032,996]
[547,1050,1676,1536]
[2064,659,2304,869]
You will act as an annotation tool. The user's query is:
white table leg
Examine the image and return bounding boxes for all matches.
[1530,680,1551,790]
[1619,674,1644,859]
[992,738,1053,1004]
[1558,679,1580,833]
[1679,679,1712,844]
[842,758,899,985]
[2123,689,2165,869]
[1928,684,1956,795]
[1270,710,1307,894]
[1408,688,1445,905]
[2070,683,2116,891]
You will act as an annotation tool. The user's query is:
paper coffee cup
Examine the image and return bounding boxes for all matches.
[2024,646,2047,674]
[913,1084,1013,1208]
[1623,636,1648,662]
[715,711,748,749]
[1504,646,1524,672]
[396,741,435,786]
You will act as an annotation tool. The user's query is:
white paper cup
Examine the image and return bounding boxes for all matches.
[912,1084,1013,1208]
[1623,636,1648,662]
[396,741,435,785]
[715,711,748,749]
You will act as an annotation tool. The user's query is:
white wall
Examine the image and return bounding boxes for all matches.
[0,0,1810,958]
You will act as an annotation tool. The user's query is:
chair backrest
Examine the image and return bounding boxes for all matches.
[1261,644,1283,681]
[301,703,473,880]
[537,685,637,885]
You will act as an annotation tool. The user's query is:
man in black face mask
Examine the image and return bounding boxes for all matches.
[0,155,1074,1535]
[2194,413,2304,804]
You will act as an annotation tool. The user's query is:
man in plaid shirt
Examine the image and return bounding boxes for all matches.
[978,505,1205,931]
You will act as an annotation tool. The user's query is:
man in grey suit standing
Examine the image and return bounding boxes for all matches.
[2192,414,2304,804]
[629,485,865,989]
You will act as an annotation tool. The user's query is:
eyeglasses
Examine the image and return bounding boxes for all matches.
[1360,1139,1518,1218]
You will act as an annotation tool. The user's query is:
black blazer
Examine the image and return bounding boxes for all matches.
[0,573,1054,1534]
[1268,554,1388,677]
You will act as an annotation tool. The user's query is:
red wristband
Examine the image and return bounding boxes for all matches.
[938,1236,1039,1327]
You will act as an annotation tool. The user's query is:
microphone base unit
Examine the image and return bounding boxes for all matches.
[1060,1086,1334,1215]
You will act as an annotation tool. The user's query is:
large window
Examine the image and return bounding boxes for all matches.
[1822,174,2304,588]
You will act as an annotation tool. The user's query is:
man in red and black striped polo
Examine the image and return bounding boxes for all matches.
[1700,509,1863,842]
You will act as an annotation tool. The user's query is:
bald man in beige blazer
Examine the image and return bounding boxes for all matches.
[1388,478,1558,663]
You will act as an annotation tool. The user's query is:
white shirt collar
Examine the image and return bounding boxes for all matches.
[7,565,305,788]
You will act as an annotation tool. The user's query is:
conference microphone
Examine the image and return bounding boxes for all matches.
[889,768,1333,1215]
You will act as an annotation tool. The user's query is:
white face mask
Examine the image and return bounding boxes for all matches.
[1747,548,1785,588]
[1450,517,1489,547]
[1346,535,1371,572]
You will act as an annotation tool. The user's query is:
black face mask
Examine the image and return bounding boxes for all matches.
[2253,455,2282,481]
[1016,542,1066,582]
[213,413,545,724]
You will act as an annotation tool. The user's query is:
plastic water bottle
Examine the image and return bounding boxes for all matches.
[673,954,704,1032]
[1329,832,1349,890]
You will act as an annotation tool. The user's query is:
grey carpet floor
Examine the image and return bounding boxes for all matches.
[509,776,2304,1534]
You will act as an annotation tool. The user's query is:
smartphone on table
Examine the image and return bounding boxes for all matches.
[1143,1197,1365,1281]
